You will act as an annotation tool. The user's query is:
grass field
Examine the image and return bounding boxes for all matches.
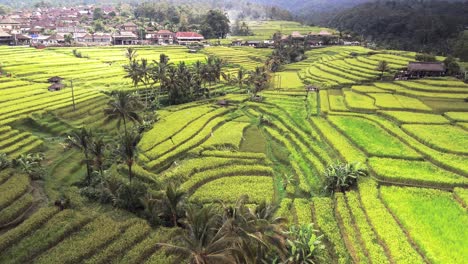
[0,38,467,264]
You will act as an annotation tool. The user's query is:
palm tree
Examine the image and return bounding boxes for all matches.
[90,137,106,175]
[376,60,390,80]
[244,201,288,262]
[123,59,142,88]
[218,196,288,263]
[154,183,186,227]
[151,54,173,104]
[66,128,93,185]
[236,67,249,93]
[159,204,237,264]
[125,47,138,62]
[213,57,226,83]
[117,131,141,183]
[323,162,367,195]
[249,66,271,96]
[104,91,143,136]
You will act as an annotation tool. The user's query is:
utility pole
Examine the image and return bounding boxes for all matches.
[70,79,76,111]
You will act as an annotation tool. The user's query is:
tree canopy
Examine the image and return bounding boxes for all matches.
[200,10,230,39]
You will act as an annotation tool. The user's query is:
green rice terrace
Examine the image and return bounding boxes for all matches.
[0,44,467,264]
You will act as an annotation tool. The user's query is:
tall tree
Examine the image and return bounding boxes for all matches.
[117,131,141,183]
[104,91,143,136]
[66,128,93,185]
[90,137,106,175]
[376,60,390,80]
[248,67,271,96]
[200,10,230,39]
[125,47,138,63]
[155,184,186,227]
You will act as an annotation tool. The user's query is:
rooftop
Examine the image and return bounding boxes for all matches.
[408,62,445,72]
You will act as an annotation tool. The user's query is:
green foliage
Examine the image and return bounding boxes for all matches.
[329,1,468,54]
[444,56,461,75]
[200,10,230,39]
[286,224,325,264]
[322,162,367,195]
[415,53,437,62]
[232,21,253,36]
[0,152,10,170]
[12,153,45,180]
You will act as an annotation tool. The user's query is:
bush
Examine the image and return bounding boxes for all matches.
[0,153,10,170]
[322,162,367,195]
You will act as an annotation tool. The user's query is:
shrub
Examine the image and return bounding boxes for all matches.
[0,153,10,170]
[323,162,367,195]
[285,224,325,264]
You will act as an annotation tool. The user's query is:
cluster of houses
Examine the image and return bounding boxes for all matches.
[0,6,205,47]
[231,30,360,48]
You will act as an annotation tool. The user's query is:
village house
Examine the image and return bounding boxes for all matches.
[0,17,21,34]
[146,30,174,45]
[307,30,338,46]
[56,26,86,34]
[175,32,204,45]
[112,31,138,45]
[92,32,112,44]
[12,34,31,45]
[0,30,12,45]
[122,22,137,33]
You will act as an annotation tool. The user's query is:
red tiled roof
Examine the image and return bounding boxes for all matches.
[175,32,204,39]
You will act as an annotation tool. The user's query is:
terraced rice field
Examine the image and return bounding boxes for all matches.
[0,43,467,264]
[228,20,333,41]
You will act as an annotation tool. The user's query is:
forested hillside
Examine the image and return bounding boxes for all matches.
[328,0,468,55]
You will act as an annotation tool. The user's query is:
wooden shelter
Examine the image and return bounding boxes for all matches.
[48,83,65,91]
[407,62,446,78]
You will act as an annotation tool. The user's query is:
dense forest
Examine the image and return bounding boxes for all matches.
[328,0,468,55]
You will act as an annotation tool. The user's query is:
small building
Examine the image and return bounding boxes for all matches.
[48,76,65,91]
[146,29,174,45]
[291,31,305,41]
[407,62,446,78]
[231,39,243,46]
[245,40,262,47]
[12,34,31,45]
[175,32,204,45]
[122,22,137,33]
[83,33,93,43]
[0,17,21,33]
[155,30,174,45]
[92,32,112,44]
[48,76,63,83]
[112,31,138,45]
[0,30,12,45]
[48,83,65,91]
